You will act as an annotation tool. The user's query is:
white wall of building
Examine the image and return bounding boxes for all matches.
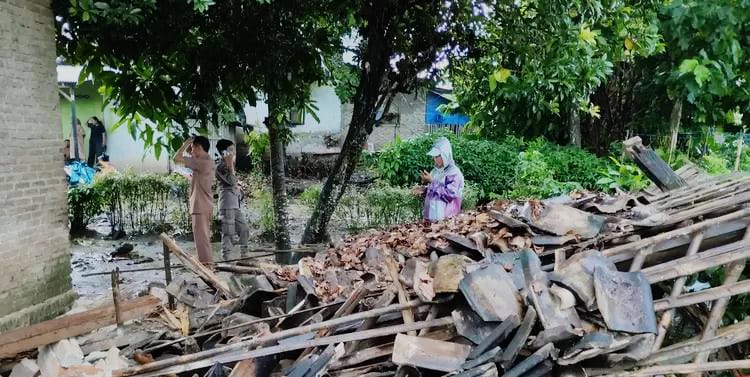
[101,106,171,173]
[244,85,342,134]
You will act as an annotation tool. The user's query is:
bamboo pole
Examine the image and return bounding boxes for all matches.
[640,320,750,366]
[114,299,426,376]
[115,316,451,377]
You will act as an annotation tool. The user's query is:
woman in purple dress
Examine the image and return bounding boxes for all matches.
[421,137,464,221]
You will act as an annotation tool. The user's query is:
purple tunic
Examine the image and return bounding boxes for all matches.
[423,172,464,221]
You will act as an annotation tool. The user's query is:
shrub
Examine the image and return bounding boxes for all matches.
[250,187,276,239]
[698,154,731,175]
[68,185,103,234]
[507,150,580,199]
[377,133,519,199]
[376,134,606,199]
[595,156,650,192]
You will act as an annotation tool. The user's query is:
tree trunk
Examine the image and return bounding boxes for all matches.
[669,99,683,164]
[569,106,581,147]
[266,101,292,262]
[299,1,392,250]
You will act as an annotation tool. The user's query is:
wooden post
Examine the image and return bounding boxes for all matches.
[163,242,175,310]
[111,268,123,327]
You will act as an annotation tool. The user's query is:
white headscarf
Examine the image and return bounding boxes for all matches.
[427,137,462,183]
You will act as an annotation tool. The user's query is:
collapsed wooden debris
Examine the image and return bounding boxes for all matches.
[2,145,750,377]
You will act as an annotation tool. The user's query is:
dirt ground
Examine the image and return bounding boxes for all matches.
[67,189,346,314]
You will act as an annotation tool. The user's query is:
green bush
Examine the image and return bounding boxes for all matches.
[377,133,518,198]
[595,156,650,192]
[69,173,189,235]
[68,185,103,234]
[698,154,731,175]
[376,133,606,199]
[507,150,581,199]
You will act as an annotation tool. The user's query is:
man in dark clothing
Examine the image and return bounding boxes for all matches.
[216,139,249,257]
[86,116,107,167]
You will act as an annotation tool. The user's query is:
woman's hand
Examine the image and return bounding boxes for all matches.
[411,185,426,197]
[420,170,432,183]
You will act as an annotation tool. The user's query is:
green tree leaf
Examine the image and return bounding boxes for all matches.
[693,64,711,87]
[678,59,699,74]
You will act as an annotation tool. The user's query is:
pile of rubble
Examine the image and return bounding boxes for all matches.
[2,138,750,376]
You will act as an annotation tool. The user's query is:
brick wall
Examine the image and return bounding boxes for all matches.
[0,0,75,331]
[341,92,427,151]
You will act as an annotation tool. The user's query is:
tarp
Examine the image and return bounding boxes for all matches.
[64,160,96,187]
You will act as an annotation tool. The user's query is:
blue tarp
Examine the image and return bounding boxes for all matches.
[65,160,96,187]
[425,91,469,126]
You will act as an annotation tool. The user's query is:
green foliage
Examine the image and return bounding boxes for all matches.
[87,173,188,234]
[451,0,663,141]
[299,184,322,209]
[67,185,103,234]
[377,134,606,200]
[244,131,270,167]
[377,133,518,199]
[507,150,581,200]
[250,186,276,239]
[698,154,731,175]
[595,156,650,192]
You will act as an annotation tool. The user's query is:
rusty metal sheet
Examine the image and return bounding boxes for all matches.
[392,334,471,372]
[594,267,657,334]
[459,264,523,322]
[549,250,616,311]
[523,204,606,239]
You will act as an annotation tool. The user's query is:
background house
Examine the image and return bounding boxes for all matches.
[58,65,467,173]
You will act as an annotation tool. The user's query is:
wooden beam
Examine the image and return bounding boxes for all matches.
[160,233,233,298]
[228,360,256,377]
[595,360,750,377]
[652,231,704,351]
[114,299,425,376]
[639,320,750,366]
[0,295,160,358]
[115,317,453,377]
[653,278,750,312]
[385,254,416,336]
[642,239,750,283]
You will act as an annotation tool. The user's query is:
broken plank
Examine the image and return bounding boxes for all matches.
[467,315,519,360]
[160,234,233,297]
[114,299,426,376]
[597,360,750,377]
[639,319,750,366]
[623,136,686,191]
[653,278,750,311]
[0,295,160,358]
[228,359,256,377]
[214,264,264,275]
[115,317,453,377]
[392,333,471,372]
[642,239,750,283]
[385,254,416,336]
[346,289,395,353]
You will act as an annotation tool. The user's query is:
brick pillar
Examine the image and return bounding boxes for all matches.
[0,0,75,331]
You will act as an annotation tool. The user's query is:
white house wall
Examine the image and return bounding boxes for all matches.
[101,106,171,173]
[243,85,342,134]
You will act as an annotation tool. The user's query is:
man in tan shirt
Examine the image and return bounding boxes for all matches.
[174,136,215,264]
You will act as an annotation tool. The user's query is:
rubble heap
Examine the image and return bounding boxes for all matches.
[2,139,750,377]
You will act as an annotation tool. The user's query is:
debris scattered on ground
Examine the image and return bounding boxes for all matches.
[2,140,750,377]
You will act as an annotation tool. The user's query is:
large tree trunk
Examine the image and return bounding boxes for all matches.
[299,2,392,250]
[569,106,581,147]
[668,99,683,164]
[267,101,292,262]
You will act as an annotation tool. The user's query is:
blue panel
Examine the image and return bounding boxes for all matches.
[424,92,469,125]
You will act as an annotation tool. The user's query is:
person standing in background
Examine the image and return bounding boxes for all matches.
[421,137,464,222]
[70,118,86,160]
[215,139,249,258]
[86,116,106,167]
[174,136,216,265]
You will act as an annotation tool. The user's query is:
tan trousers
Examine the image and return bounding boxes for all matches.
[191,213,213,264]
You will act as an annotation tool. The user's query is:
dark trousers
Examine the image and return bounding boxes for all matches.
[87,142,104,167]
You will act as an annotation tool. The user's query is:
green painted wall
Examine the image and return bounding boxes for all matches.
[59,82,104,148]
